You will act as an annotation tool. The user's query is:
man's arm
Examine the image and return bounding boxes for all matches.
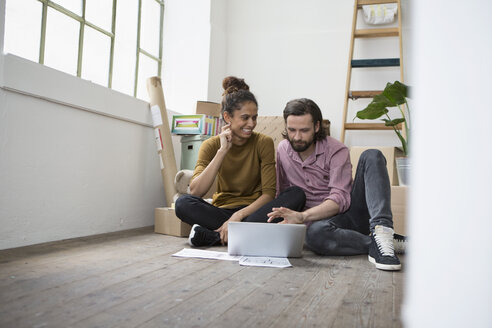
[267,199,339,224]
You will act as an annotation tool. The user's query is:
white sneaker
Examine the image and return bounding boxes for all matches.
[368,225,401,271]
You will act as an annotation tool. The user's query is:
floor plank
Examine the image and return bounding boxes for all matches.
[0,228,405,328]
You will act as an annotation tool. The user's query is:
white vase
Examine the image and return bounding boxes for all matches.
[395,157,410,186]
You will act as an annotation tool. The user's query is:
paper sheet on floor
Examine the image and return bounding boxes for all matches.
[172,248,240,261]
[172,248,292,268]
[239,256,292,268]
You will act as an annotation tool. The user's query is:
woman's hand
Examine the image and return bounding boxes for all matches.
[219,123,233,152]
[215,211,244,244]
[267,207,304,224]
[215,221,229,245]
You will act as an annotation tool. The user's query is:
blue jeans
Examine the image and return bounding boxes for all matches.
[175,186,306,230]
[305,149,394,256]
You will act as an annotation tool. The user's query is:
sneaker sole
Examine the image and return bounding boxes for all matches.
[188,224,199,247]
[368,255,402,271]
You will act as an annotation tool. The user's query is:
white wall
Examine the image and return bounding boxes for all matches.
[404,1,492,327]
[163,0,401,147]
[161,0,213,114]
[0,54,171,250]
[0,0,173,249]
[218,0,404,145]
[207,0,227,103]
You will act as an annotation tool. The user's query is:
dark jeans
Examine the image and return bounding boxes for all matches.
[175,186,306,230]
[305,149,394,256]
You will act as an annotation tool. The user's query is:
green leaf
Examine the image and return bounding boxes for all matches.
[382,118,405,127]
[372,93,394,107]
[382,81,407,106]
[356,102,388,120]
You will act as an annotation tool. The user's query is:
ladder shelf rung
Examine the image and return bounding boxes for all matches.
[351,58,400,68]
[345,123,402,130]
[349,90,383,99]
[357,0,398,8]
[355,28,399,38]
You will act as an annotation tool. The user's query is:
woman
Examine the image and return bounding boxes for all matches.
[175,76,305,247]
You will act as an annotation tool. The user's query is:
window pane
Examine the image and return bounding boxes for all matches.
[4,0,42,62]
[136,55,158,101]
[44,8,80,76]
[81,27,110,87]
[140,0,161,58]
[53,0,82,16]
[112,0,138,96]
[85,0,113,32]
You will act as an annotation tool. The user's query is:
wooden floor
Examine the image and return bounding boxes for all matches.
[0,227,405,328]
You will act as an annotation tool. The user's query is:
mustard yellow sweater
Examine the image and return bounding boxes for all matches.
[192,132,276,208]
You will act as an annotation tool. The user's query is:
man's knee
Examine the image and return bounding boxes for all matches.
[305,220,339,255]
[361,149,387,165]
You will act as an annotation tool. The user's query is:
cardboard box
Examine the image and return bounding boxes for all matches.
[171,114,220,136]
[350,146,404,186]
[255,116,285,152]
[391,186,407,235]
[196,101,221,117]
[155,207,191,237]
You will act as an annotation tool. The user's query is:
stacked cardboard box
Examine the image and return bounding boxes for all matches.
[155,207,191,237]
[391,186,407,235]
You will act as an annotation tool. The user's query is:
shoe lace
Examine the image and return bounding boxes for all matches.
[374,226,395,256]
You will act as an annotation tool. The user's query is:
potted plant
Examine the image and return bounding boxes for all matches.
[355,81,410,185]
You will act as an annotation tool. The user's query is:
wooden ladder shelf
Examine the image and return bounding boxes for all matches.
[340,0,404,143]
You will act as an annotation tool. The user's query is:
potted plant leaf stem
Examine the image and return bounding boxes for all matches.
[355,81,410,185]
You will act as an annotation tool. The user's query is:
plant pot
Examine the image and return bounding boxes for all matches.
[395,157,410,186]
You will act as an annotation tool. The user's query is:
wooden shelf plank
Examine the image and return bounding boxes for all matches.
[357,0,398,8]
[345,123,402,130]
[355,28,399,38]
[349,90,382,99]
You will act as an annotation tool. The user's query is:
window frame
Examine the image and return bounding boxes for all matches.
[36,0,164,97]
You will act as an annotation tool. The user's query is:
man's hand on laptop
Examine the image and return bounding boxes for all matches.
[267,207,304,224]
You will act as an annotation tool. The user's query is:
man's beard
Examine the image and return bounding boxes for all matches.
[289,137,315,153]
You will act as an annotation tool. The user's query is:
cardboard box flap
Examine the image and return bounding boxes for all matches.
[196,101,221,117]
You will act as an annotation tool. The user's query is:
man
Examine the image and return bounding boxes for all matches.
[267,98,402,271]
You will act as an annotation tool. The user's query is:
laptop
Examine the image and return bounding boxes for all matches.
[228,222,306,258]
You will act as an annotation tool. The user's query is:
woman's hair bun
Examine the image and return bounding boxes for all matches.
[222,76,249,95]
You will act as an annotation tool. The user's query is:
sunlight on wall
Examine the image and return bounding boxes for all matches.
[3,0,161,102]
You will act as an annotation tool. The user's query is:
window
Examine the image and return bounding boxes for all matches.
[4,0,164,100]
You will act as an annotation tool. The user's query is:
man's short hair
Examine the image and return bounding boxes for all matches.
[282,98,327,141]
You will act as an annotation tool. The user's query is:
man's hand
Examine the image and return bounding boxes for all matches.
[267,207,304,224]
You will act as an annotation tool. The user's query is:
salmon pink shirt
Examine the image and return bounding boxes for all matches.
[276,137,353,212]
